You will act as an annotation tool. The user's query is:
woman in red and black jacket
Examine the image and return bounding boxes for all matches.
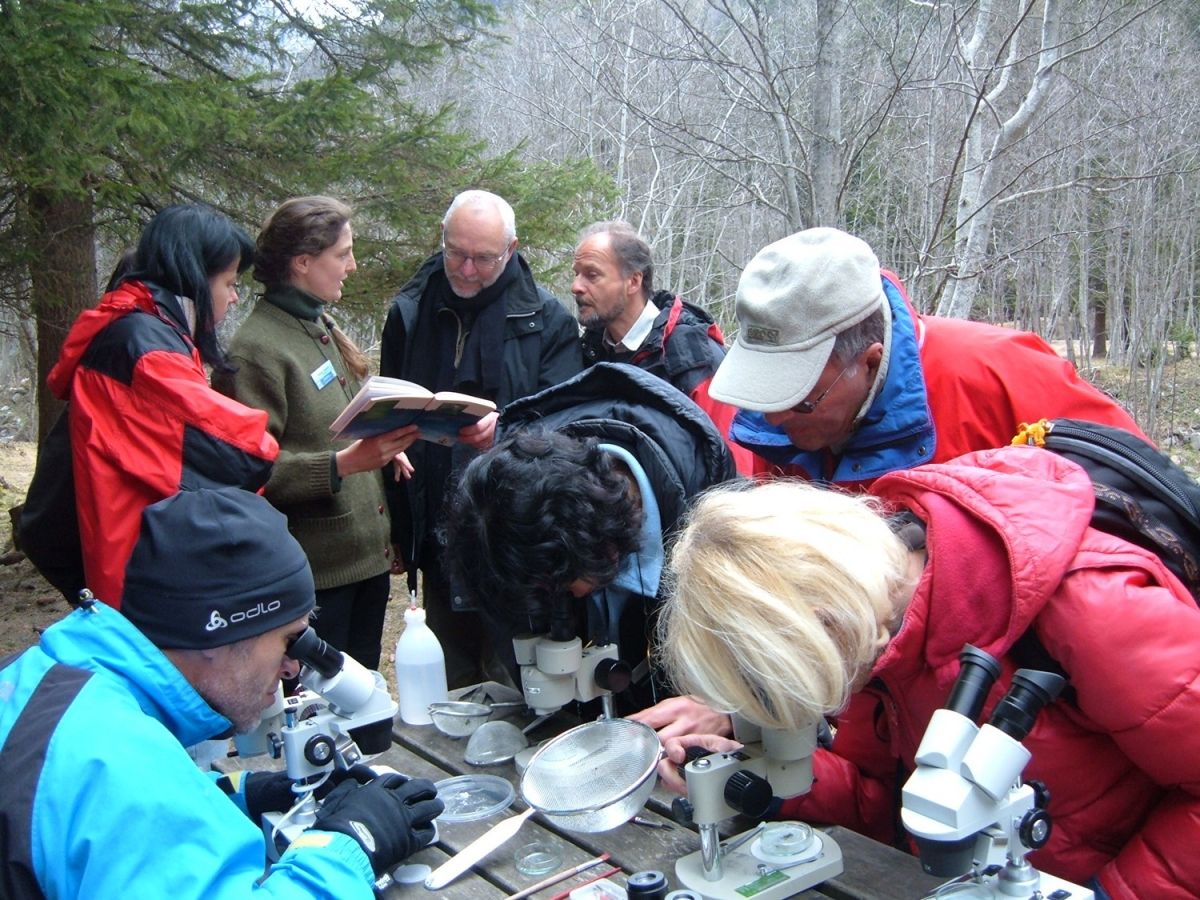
[40,204,278,608]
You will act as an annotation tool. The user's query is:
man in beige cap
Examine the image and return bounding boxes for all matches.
[708,227,1144,487]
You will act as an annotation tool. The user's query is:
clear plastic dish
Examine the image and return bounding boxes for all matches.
[434,773,517,823]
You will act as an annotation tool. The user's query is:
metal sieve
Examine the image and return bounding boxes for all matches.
[519,718,662,833]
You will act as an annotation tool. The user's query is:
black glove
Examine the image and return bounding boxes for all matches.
[313,773,443,875]
[219,765,381,822]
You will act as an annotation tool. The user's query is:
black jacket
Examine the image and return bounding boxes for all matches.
[502,362,739,706]
[380,252,582,575]
[580,291,727,397]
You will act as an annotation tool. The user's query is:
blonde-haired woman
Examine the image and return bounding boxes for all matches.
[215,196,414,680]
[659,446,1200,900]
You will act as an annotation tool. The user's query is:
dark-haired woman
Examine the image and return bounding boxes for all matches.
[47,203,278,608]
[214,196,415,671]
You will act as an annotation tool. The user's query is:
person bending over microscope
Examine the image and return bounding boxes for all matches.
[443,362,737,715]
[655,450,1200,900]
[0,488,442,900]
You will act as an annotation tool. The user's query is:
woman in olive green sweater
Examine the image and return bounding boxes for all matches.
[215,197,416,670]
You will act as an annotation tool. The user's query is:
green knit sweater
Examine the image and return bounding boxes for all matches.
[214,290,392,589]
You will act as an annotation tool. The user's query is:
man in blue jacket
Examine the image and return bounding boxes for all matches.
[0,488,442,899]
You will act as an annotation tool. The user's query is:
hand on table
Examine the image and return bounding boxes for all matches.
[312,773,443,876]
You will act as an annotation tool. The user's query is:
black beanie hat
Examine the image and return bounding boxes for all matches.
[122,488,315,650]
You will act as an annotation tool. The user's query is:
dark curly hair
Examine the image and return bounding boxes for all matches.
[443,429,643,625]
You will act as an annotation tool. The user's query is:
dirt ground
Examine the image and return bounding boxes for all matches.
[4,356,1200,672]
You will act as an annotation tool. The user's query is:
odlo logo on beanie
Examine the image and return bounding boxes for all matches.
[203,600,284,634]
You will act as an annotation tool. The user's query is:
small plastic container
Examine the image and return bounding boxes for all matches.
[513,840,562,876]
[570,880,627,900]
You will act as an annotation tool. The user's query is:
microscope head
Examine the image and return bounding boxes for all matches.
[287,626,379,714]
[512,633,631,715]
[683,716,822,827]
[512,592,632,715]
[269,627,398,774]
[901,645,1064,877]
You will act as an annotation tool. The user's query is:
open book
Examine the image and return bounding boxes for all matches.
[329,376,496,446]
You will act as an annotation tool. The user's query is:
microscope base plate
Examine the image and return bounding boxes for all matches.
[676,830,842,900]
[920,869,1094,900]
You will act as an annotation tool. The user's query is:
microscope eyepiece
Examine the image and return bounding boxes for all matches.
[285,627,343,679]
[987,669,1065,741]
[944,644,1002,722]
[549,594,576,643]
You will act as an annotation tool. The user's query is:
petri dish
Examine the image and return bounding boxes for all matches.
[434,773,516,823]
[514,840,562,876]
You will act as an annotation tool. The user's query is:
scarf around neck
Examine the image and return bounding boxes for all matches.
[419,252,519,399]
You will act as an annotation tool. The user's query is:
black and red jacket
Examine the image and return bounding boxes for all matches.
[46,281,277,607]
[580,291,761,474]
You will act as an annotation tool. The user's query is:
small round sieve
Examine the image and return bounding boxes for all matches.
[519,718,662,833]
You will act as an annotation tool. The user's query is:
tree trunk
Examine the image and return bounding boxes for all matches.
[1093,305,1107,359]
[811,0,842,227]
[28,187,97,444]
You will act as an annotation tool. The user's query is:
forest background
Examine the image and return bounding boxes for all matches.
[1,0,1200,665]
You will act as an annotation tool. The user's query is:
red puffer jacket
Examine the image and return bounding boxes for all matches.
[47,281,277,607]
[780,446,1200,899]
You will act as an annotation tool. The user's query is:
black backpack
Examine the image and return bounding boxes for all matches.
[1012,418,1200,598]
[1010,418,1200,696]
[18,407,86,602]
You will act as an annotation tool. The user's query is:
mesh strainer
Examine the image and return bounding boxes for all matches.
[519,718,662,832]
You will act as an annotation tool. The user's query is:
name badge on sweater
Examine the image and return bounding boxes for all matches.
[310,360,336,390]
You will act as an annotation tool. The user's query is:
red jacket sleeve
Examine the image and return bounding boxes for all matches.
[777,689,903,844]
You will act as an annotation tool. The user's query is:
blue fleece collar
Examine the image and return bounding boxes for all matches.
[585,444,664,644]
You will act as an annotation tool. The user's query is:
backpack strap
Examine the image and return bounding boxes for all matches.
[887,509,927,551]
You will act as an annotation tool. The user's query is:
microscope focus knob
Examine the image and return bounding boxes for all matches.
[304,733,337,768]
[593,658,633,693]
[671,796,695,826]
[724,770,773,819]
[1028,779,1052,810]
[1019,808,1053,850]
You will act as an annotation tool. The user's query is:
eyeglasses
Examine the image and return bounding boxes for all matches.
[792,362,856,414]
[441,238,510,273]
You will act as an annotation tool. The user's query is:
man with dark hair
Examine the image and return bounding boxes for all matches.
[0,488,442,899]
[443,363,737,711]
[381,190,582,687]
[572,220,757,473]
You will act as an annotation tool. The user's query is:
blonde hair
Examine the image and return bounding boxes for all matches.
[658,479,914,730]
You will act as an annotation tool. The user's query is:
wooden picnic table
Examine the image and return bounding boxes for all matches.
[378,705,945,900]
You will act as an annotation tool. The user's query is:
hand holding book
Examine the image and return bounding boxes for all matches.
[329,376,497,447]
